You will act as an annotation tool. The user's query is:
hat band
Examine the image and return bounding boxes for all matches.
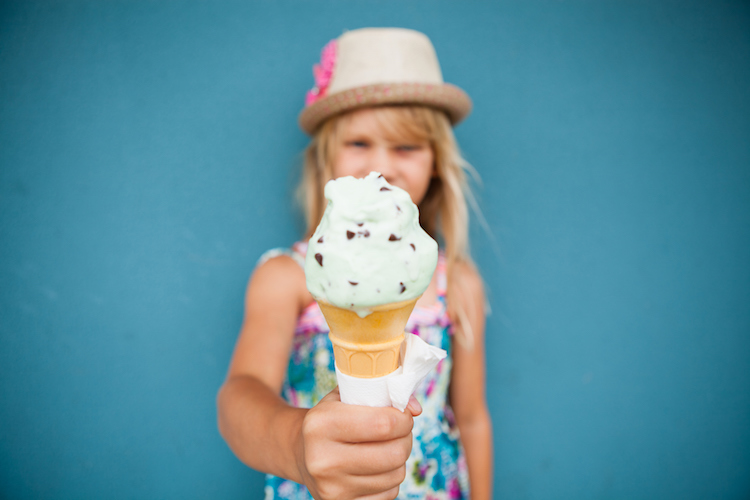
[299,82,471,134]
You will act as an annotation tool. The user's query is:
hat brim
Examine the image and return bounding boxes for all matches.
[298,82,472,135]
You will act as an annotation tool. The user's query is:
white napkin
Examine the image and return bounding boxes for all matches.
[335,333,447,411]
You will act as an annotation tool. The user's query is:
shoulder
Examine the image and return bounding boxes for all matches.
[253,242,307,281]
[247,250,311,312]
[452,259,483,290]
[253,252,304,281]
[449,259,485,311]
[445,258,486,345]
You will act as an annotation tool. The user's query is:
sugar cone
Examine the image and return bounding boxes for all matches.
[318,298,419,378]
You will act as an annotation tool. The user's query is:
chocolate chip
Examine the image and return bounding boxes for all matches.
[348,281,358,286]
[410,243,416,251]
[363,230,370,237]
[315,253,323,266]
[357,222,364,227]
[399,282,406,294]
[378,174,384,179]
[389,234,401,241]
[317,236,324,243]
[380,187,391,191]
[346,230,355,239]
[396,205,402,213]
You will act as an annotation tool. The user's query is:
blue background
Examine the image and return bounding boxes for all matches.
[1,1,748,498]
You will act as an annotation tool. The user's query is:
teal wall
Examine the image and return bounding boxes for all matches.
[1,1,748,498]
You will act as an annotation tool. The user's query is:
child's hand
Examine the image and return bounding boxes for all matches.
[296,387,421,500]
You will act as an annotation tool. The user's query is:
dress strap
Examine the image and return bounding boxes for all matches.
[257,245,306,269]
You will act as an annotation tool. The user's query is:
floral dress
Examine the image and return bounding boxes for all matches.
[262,242,469,500]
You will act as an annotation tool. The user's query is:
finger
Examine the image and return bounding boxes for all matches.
[330,405,414,443]
[357,485,400,500]
[345,466,406,498]
[344,435,413,476]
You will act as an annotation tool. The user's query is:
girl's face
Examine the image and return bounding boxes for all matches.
[331,108,435,206]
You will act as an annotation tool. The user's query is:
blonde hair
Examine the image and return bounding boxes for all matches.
[297,105,482,344]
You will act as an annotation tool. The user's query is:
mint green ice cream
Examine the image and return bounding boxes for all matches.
[305,172,438,315]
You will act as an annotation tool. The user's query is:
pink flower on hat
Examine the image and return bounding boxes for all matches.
[305,39,337,106]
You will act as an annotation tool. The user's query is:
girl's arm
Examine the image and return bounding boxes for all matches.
[217,255,418,500]
[449,262,493,500]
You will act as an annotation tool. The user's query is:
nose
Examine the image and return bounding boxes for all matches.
[369,146,395,181]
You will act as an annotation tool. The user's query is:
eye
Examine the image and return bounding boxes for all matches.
[346,140,369,148]
[395,144,421,152]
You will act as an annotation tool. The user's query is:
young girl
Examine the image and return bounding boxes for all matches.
[217,28,492,500]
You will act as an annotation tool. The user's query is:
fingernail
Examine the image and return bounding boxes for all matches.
[407,396,422,415]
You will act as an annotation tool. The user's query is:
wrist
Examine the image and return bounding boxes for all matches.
[283,406,310,485]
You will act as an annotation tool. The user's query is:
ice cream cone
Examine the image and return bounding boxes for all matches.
[318,298,419,378]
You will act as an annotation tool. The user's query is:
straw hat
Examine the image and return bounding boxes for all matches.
[299,28,472,134]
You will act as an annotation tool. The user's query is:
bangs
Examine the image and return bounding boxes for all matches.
[370,106,437,144]
[333,105,443,145]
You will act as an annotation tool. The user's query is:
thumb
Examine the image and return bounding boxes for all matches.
[406,395,423,417]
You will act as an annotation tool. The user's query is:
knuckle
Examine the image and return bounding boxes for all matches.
[404,433,413,458]
[304,447,333,480]
[302,411,326,440]
[316,483,336,500]
[400,439,412,463]
[373,412,395,437]
[383,440,410,470]
[387,485,400,500]
[396,465,406,484]
[305,456,324,478]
